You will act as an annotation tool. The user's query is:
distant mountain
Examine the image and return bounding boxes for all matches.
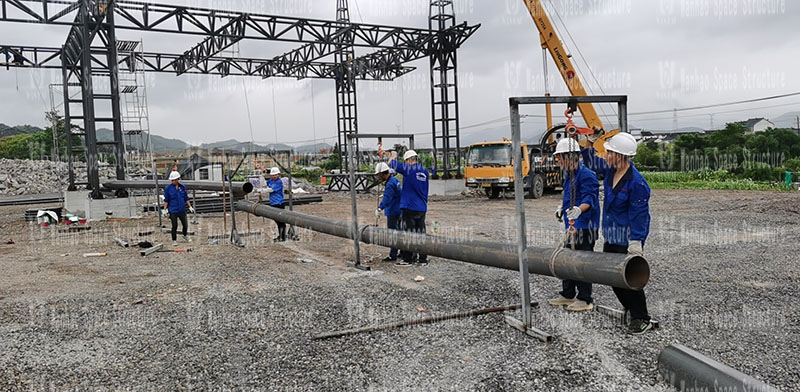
[0,123,44,138]
[413,121,549,149]
[96,128,190,153]
[295,142,332,154]
[197,139,295,152]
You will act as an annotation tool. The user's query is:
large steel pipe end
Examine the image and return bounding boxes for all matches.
[241,182,254,194]
[624,255,650,291]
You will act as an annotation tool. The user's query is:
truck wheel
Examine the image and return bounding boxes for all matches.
[486,188,501,199]
[529,173,544,199]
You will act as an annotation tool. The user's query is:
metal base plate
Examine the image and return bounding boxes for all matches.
[504,304,553,343]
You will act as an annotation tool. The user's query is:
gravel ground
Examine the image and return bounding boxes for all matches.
[0,189,798,391]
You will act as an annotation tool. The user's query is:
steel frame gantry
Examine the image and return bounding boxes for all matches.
[0,0,480,194]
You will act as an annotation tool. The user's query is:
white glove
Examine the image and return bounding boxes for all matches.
[161,209,168,217]
[265,187,274,193]
[375,208,382,218]
[628,240,643,256]
[566,206,582,220]
[188,206,195,214]
[555,206,563,222]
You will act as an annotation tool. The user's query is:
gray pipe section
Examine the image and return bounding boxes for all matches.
[236,200,649,290]
[104,180,254,195]
[658,344,780,392]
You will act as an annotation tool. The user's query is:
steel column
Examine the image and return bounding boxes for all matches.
[510,100,533,329]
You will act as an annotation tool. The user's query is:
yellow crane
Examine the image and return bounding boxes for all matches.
[463,0,617,199]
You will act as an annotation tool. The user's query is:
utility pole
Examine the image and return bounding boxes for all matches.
[796,116,799,135]
[673,108,678,132]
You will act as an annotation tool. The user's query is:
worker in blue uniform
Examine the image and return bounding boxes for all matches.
[583,132,653,334]
[388,150,430,266]
[548,137,600,312]
[374,162,402,261]
[162,170,195,246]
[264,167,286,242]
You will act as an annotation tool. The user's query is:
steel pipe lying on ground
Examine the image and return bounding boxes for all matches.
[236,200,649,290]
[104,180,254,195]
[658,344,780,392]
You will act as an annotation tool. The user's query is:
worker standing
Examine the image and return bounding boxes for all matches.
[584,133,653,334]
[374,162,402,261]
[264,167,287,242]
[548,138,600,312]
[388,150,429,266]
[162,171,194,246]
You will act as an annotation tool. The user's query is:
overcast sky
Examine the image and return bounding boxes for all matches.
[1,0,798,147]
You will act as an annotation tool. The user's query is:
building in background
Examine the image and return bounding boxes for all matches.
[736,118,775,134]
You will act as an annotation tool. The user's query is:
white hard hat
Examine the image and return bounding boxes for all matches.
[554,138,580,155]
[403,150,418,161]
[604,132,638,156]
[168,171,181,181]
[375,162,390,174]
[269,167,280,176]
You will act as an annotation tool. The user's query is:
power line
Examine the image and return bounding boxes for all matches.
[632,91,800,115]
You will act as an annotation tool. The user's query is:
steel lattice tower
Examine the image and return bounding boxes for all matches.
[335,0,359,171]
[429,0,462,179]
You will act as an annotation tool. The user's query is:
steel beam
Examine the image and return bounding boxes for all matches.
[2,44,414,80]
[1,0,476,50]
[103,180,254,195]
[236,199,650,290]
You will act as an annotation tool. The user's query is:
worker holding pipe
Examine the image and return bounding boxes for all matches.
[162,170,195,246]
[264,167,287,242]
[549,137,600,312]
[388,150,430,266]
[583,132,653,335]
[374,162,402,261]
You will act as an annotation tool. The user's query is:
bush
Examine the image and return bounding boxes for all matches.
[784,157,800,173]
[741,162,773,181]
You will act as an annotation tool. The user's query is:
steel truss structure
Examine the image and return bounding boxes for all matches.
[1,0,479,196]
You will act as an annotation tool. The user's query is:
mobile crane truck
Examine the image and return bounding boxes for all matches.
[464,0,617,199]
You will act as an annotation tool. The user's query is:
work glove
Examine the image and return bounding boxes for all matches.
[375,208,382,218]
[265,187,274,194]
[566,206,582,220]
[627,240,643,256]
[188,206,195,214]
[555,206,563,222]
[161,209,168,217]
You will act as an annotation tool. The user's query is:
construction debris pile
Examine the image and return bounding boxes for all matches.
[0,159,132,196]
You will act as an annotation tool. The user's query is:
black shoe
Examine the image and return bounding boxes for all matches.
[273,237,286,243]
[416,258,429,266]
[627,319,652,335]
[382,257,397,262]
[395,260,413,267]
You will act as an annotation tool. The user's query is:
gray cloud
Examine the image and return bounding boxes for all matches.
[1,0,798,147]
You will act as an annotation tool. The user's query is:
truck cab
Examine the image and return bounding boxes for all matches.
[464,139,533,199]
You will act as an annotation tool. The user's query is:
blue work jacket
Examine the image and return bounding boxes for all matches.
[164,183,190,213]
[266,178,284,206]
[389,160,429,212]
[561,162,600,231]
[582,148,651,246]
[379,176,402,217]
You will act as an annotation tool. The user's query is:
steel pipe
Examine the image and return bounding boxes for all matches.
[658,344,780,392]
[104,180,254,195]
[236,200,649,290]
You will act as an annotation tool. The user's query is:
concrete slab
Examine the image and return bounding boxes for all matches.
[428,179,466,196]
[64,190,137,221]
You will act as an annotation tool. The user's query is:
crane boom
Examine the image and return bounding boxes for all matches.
[524,0,605,131]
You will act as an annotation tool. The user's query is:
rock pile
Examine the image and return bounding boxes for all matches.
[0,159,127,195]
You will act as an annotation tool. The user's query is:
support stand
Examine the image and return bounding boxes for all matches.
[505,99,551,342]
[346,134,369,271]
[227,153,247,247]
